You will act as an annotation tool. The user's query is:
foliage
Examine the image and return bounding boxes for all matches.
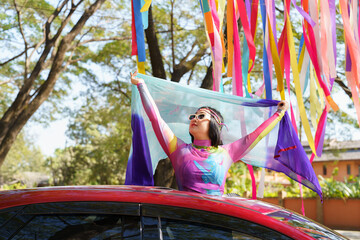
[0,182,27,190]
[226,166,360,199]
[46,82,132,185]
[0,132,46,184]
[0,0,134,167]
[318,175,360,199]
[277,175,360,199]
[225,162,253,196]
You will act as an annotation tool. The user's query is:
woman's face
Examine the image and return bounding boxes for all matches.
[188,109,211,140]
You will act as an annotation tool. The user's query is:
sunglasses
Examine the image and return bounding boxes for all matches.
[188,113,210,121]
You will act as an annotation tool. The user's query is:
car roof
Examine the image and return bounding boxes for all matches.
[0,185,336,240]
[0,185,280,213]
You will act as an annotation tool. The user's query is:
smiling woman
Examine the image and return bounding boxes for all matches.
[129,71,289,196]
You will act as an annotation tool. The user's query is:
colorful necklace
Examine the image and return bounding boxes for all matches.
[192,144,217,151]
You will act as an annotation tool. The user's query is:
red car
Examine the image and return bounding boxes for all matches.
[0,186,347,239]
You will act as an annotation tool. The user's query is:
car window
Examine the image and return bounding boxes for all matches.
[267,210,346,240]
[1,201,302,240]
[142,204,292,240]
[142,216,260,240]
[0,202,140,240]
[12,214,140,240]
[0,206,24,227]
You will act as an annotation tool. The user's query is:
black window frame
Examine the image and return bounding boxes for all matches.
[1,201,293,240]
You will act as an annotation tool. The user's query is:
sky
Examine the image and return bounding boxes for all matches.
[27,119,69,156]
[26,80,86,156]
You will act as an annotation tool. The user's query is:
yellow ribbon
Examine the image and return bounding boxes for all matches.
[298,43,306,73]
[227,0,234,77]
[267,16,285,100]
[140,0,152,12]
[311,65,323,122]
[137,56,145,74]
[309,76,316,128]
[286,12,316,155]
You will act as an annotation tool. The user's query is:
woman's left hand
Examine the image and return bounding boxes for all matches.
[277,100,289,112]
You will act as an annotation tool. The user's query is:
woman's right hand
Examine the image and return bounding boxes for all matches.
[130,70,144,85]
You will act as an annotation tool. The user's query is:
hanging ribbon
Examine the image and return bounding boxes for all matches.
[285,8,317,155]
[339,0,360,126]
[236,0,256,72]
[227,0,234,78]
[232,0,243,97]
[132,0,146,73]
[200,0,223,91]
[305,2,338,112]
[260,0,272,100]
[140,0,152,12]
[267,15,285,100]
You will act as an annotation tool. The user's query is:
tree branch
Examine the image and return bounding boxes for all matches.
[171,45,208,82]
[46,0,70,41]
[0,80,12,86]
[78,36,131,46]
[335,75,352,99]
[115,80,131,101]
[0,49,30,66]
[28,37,46,61]
[187,68,195,85]
[170,0,175,69]
[50,0,81,42]
[14,0,29,79]
[178,41,197,65]
[0,22,45,67]
[61,50,81,71]
[30,0,106,110]
[275,6,284,14]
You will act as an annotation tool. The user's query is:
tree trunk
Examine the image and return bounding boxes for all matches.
[145,6,166,79]
[154,158,178,189]
[200,63,213,90]
[0,0,106,168]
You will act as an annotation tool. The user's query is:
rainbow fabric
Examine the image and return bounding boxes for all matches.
[125,74,322,200]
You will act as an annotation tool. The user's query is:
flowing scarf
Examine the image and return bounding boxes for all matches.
[125,74,322,200]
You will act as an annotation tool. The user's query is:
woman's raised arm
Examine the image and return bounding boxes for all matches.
[131,71,182,156]
[223,101,289,162]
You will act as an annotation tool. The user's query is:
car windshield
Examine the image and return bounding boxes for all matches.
[266,210,346,240]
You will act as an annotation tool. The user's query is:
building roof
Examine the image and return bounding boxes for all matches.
[302,140,360,162]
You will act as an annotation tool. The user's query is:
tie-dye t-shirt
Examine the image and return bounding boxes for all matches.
[137,82,284,196]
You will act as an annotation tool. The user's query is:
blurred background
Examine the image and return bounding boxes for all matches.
[0,0,359,235]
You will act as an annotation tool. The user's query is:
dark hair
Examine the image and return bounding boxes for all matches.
[190,106,224,147]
